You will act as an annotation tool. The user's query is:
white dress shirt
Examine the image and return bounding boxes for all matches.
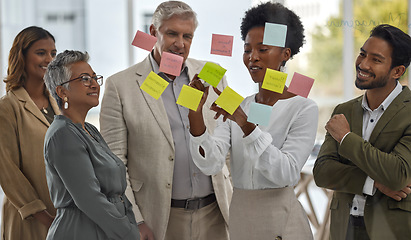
[190,94,318,189]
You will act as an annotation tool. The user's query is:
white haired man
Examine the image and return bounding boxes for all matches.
[100,1,232,240]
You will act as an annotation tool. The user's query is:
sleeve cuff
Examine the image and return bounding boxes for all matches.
[242,125,262,144]
[190,129,209,144]
[18,199,47,219]
[363,176,376,196]
[340,132,351,145]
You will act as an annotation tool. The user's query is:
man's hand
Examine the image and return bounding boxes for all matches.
[138,222,155,240]
[325,114,350,143]
[375,182,411,201]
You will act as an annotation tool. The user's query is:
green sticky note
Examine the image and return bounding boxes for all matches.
[261,68,288,93]
[176,85,204,111]
[198,62,227,87]
[215,86,244,115]
[140,71,169,100]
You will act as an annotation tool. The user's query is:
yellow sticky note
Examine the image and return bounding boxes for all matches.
[198,62,227,87]
[176,85,204,111]
[215,87,244,115]
[261,68,288,93]
[140,71,169,100]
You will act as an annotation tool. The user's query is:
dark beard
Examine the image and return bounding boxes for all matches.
[355,71,389,90]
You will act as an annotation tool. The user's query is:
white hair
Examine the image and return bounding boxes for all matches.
[151,1,198,30]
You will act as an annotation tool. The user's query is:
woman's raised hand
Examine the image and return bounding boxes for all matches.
[210,87,256,136]
[188,74,209,113]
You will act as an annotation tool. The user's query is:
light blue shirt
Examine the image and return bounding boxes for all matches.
[149,53,213,200]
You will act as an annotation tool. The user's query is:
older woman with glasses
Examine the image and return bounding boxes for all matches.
[43,50,140,240]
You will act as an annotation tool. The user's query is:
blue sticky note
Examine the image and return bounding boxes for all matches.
[247,102,273,126]
[263,23,287,47]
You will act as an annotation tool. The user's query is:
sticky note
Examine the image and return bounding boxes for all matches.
[159,52,184,76]
[140,71,169,100]
[261,68,287,93]
[247,102,273,126]
[198,62,227,87]
[288,72,315,98]
[215,87,244,115]
[176,85,204,111]
[131,30,157,51]
[211,34,234,57]
[263,22,287,47]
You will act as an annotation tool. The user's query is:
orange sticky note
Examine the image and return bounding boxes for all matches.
[176,85,204,111]
[215,87,244,115]
[140,71,169,100]
[211,34,234,57]
[159,52,184,76]
[261,68,288,94]
[132,30,157,51]
[288,72,315,98]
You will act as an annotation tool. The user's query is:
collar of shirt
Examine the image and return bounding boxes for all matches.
[149,51,188,82]
[361,81,402,112]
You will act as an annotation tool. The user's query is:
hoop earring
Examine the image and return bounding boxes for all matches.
[279,65,287,73]
[63,97,69,109]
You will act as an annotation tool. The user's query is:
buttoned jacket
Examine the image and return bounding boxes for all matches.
[313,86,411,240]
[100,55,232,240]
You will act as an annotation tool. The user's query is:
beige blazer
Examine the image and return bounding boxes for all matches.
[0,87,59,240]
[100,55,232,240]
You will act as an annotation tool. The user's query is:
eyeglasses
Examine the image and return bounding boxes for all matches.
[60,75,103,87]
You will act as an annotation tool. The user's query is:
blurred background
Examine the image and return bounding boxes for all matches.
[0,0,409,239]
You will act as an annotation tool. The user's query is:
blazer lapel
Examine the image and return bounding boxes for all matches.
[13,88,51,127]
[186,59,204,81]
[351,97,363,137]
[369,87,410,144]
[135,56,174,149]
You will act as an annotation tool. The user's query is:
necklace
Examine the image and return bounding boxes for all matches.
[41,107,48,114]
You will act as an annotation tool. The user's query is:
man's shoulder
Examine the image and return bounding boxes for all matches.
[186,57,206,65]
[333,95,363,112]
[106,55,151,83]
[186,57,225,69]
[397,86,411,101]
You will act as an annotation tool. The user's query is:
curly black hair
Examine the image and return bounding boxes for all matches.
[240,2,305,58]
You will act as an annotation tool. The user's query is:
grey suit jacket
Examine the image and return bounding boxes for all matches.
[100,55,232,240]
[313,86,411,240]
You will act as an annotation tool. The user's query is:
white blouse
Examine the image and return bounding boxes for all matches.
[190,94,318,189]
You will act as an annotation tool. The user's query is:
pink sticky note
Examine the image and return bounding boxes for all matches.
[159,52,184,76]
[288,72,315,98]
[210,34,234,57]
[132,30,157,51]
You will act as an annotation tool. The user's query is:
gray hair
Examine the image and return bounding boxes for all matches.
[44,50,89,109]
[151,1,198,30]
